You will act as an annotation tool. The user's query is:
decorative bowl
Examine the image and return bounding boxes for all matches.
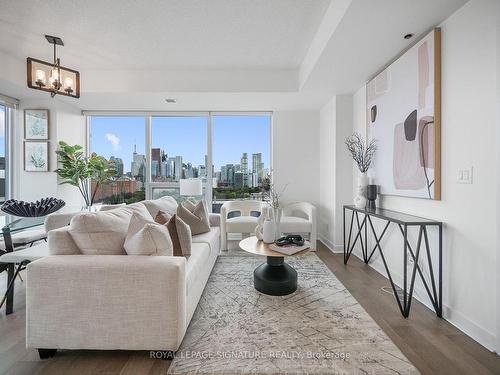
[1,197,66,217]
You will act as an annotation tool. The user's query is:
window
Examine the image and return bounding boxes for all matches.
[212,114,271,212]
[87,113,271,210]
[150,116,208,203]
[89,116,146,204]
[0,105,6,203]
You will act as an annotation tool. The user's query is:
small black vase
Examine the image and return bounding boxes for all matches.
[366,185,378,211]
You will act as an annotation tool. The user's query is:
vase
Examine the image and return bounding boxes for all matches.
[354,172,368,209]
[262,218,275,244]
[272,207,282,239]
[254,209,267,240]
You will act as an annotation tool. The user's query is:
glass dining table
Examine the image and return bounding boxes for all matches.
[0,206,86,314]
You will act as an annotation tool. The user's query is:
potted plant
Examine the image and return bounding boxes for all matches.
[55,141,116,208]
[345,133,377,209]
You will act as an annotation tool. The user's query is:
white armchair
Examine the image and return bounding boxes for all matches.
[280,202,317,250]
[220,200,264,251]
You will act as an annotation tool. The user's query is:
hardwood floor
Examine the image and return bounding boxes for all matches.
[0,241,498,374]
[315,242,500,375]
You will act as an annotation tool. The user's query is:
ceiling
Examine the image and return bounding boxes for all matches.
[0,0,468,110]
[0,0,329,70]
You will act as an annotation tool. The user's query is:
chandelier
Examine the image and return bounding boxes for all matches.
[27,35,80,98]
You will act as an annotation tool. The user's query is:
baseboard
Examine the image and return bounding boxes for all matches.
[442,305,497,353]
[351,253,498,354]
[318,236,343,253]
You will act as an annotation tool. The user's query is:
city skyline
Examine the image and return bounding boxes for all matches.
[109,146,267,185]
[90,115,271,173]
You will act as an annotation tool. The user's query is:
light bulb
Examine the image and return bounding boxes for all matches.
[49,68,59,87]
[64,77,73,90]
[35,69,46,85]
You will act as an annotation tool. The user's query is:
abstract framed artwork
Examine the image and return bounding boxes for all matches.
[25,109,49,140]
[24,141,49,172]
[367,28,441,200]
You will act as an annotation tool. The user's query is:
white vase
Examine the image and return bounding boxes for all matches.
[272,207,282,239]
[262,219,276,244]
[254,210,266,240]
[354,172,368,209]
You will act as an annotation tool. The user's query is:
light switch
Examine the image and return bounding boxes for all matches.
[457,167,473,184]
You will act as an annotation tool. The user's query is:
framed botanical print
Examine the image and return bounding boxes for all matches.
[25,109,49,140]
[24,141,49,172]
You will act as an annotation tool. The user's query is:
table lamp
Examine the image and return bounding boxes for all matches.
[179,179,203,201]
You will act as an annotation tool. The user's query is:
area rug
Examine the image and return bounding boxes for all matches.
[168,252,418,375]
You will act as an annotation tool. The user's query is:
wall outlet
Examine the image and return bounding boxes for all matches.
[457,167,473,184]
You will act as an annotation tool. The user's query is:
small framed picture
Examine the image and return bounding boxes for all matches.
[25,109,49,140]
[24,141,49,172]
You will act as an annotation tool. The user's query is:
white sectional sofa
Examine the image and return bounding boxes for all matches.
[26,197,220,358]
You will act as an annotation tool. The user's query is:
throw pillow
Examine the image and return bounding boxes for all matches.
[124,212,173,256]
[141,196,178,218]
[69,203,151,255]
[166,214,192,256]
[182,199,196,212]
[177,201,210,235]
[154,210,172,225]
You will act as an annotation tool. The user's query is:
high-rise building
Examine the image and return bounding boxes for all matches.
[241,153,248,174]
[252,153,262,174]
[174,156,183,181]
[109,156,124,177]
[234,171,244,188]
[131,144,146,183]
[151,160,159,178]
[160,161,167,177]
[151,148,161,177]
[199,164,206,178]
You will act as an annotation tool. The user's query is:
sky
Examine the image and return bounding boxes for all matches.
[90,115,271,173]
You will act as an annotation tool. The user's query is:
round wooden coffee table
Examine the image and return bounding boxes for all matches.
[239,236,310,296]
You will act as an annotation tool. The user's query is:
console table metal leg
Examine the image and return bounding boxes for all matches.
[438,224,443,317]
[403,225,408,313]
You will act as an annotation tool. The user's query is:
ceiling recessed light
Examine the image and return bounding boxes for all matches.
[165,98,177,103]
[404,33,414,40]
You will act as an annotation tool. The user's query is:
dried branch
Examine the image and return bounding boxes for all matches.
[345,133,377,173]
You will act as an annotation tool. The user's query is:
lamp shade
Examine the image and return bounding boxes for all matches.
[180,179,203,196]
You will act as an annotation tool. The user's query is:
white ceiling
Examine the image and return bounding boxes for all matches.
[0,0,329,69]
[0,0,468,110]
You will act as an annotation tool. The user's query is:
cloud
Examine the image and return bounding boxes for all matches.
[105,133,121,152]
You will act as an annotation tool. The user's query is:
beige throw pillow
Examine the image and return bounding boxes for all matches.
[166,214,192,256]
[141,196,178,218]
[154,210,172,225]
[69,203,151,255]
[177,201,210,235]
[124,213,173,256]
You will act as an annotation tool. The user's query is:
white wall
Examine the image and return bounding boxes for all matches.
[496,0,500,354]
[349,0,498,352]
[14,98,86,207]
[319,96,353,250]
[272,110,320,207]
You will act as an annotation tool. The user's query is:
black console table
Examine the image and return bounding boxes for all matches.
[343,205,442,318]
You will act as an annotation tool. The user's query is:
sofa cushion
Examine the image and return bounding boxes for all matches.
[280,216,312,234]
[166,214,192,257]
[68,203,149,255]
[124,213,173,256]
[185,242,211,296]
[225,216,259,233]
[141,196,178,218]
[177,201,210,235]
[192,226,220,255]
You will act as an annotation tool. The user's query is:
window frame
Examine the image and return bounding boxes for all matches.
[85,111,273,209]
[0,94,18,203]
